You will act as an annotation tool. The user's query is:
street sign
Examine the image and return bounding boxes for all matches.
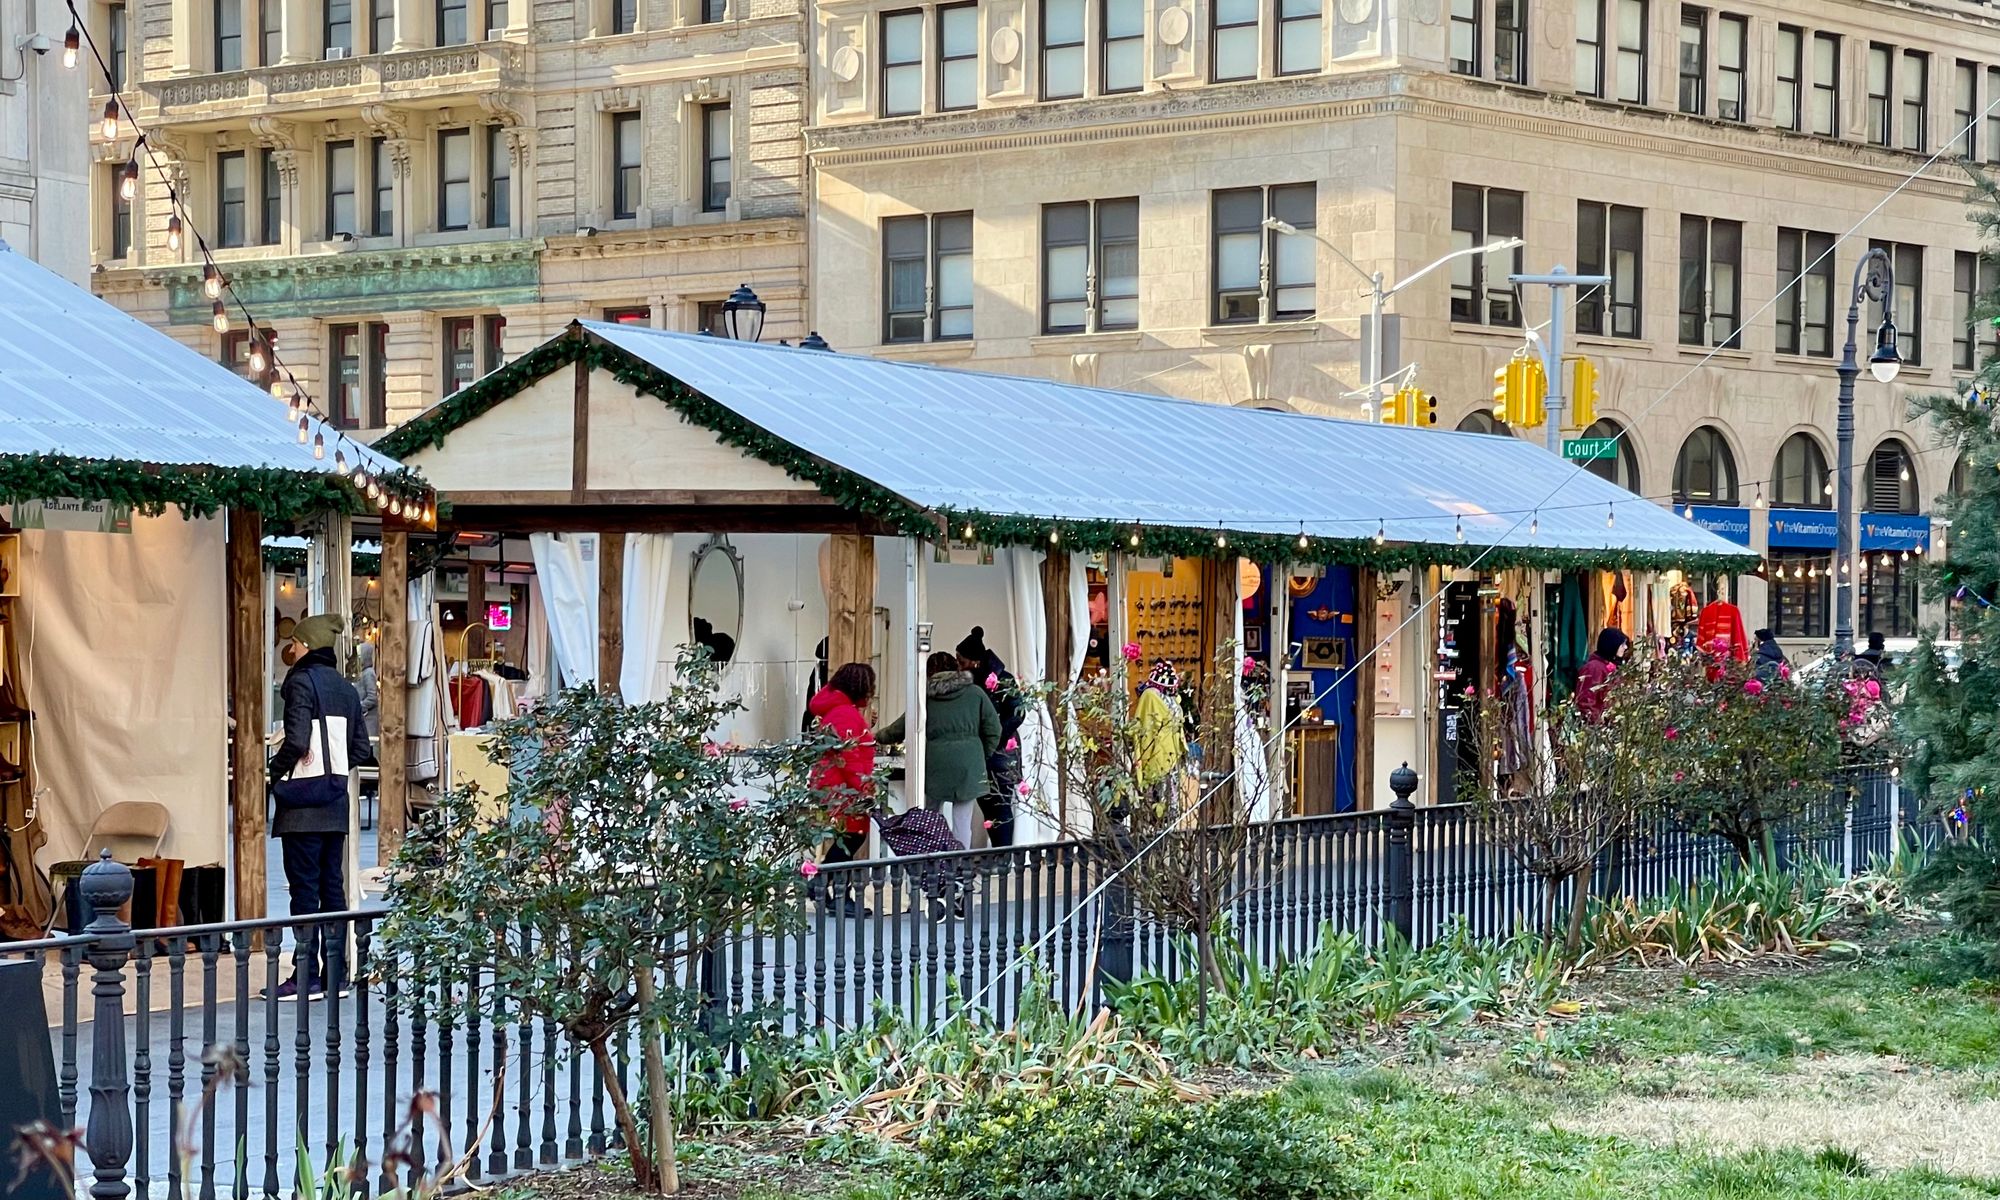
[1562,437,1618,461]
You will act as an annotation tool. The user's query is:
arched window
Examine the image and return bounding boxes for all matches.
[1951,453,1969,499]
[1772,432,1831,509]
[1862,438,1919,514]
[1581,418,1640,492]
[1673,426,1739,504]
[1456,411,1511,436]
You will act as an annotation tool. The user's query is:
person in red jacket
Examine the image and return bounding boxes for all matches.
[1575,628,1630,726]
[807,662,877,914]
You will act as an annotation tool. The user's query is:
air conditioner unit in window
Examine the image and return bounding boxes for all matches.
[326,45,350,58]
[486,26,504,38]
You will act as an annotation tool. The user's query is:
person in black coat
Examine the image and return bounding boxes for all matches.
[267,613,376,1000]
[956,627,1025,847]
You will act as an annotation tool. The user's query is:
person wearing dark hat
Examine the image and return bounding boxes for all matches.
[1575,627,1630,726]
[956,627,1024,847]
[1753,628,1789,682]
[267,613,375,1000]
[1857,630,1889,671]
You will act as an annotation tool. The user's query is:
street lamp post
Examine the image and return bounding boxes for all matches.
[721,282,767,343]
[1262,220,1522,421]
[1833,248,1902,658]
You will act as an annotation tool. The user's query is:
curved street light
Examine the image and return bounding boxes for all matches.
[1833,246,1900,656]
[721,283,767,343]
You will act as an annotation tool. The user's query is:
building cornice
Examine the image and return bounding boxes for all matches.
[540,218,805,260]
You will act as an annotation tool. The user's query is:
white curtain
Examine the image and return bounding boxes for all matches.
[530,533,598,688]
[1233,562,1273,820]
[406,574,442,783]
[1004,547,1057,844]
[620,533,682,704]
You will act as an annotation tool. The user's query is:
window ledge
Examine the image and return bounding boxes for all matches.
[869,340,978,362]
[1030,330,1146,353]
[1199,321,1321,346]
[1679,344,1752,362]
[1571,332,1648,350]
[1449,322,1535,343]
[1772,351,1837,365]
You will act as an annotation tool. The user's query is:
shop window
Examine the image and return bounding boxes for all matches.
[438,128,472,232]
[881,9,923,115]
[701,103,731,212]
[938,3,978,109]
[1581,418,1640,492]
[216,0,243,70]
[1860,553,1919,638]
[1715,13,1745,121]
[1577,199,1641,337]
[1042,0,1085,99]
[1452,184,1524,327]
[1213,182,1315,325]
[217,151,247,248]
[1768,550,1830,638]
[604,306,651,324]
[1867,44,1892,146]
[1678,214,1741,348]
[1773,432,1831,508]
[1863,439,1918,514]
[443,316,478,393]
[1777,227,1834,357]
[1042,197,1139,334]
[883,211,974,342]
[1956,61,1978,159]
[326,139,358,238]
[1677,7,1705,115]
[1774,24,1802,131]
[1869,239,1922,365]
[487,125,511,229]
[1673,425,1737,504]
[1211,0,1257,82]
[1277,0,1321,76]
[610,111,641,221]
[1955,250,1998,371]
[330,324,366,428]
[1810,32,1839,137]
[1901,49,1929,152]
[1103,0,1144,92]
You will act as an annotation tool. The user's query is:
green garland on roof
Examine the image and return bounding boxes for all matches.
[264,546,383,576]
[0,454,428,523]
[372,330,1760,576]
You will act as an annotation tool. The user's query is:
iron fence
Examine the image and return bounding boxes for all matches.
[0,762,1951,1200]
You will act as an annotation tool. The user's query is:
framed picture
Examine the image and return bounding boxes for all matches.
[1244,626,1265,654]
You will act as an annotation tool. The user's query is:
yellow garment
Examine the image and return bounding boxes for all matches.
[1132,686,1187,791]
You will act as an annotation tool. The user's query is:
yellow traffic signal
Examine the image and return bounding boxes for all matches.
[1491,365,1510,421]
[1421,391,1438,426]
[1568,356,1600,430]
[1382,388,1407,425]
[1492,354,1549,427]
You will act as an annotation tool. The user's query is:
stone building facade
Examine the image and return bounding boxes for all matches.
[805,0,2000,645]
[87,0,807,434]
[2,0,90,283]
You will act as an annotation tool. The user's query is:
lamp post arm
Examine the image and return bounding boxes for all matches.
[1387,238,1526,297]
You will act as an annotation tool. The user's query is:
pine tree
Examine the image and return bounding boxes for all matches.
[1903,176,2000,941]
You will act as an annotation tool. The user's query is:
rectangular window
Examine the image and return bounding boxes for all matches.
[1575,199,1642,338]
[1103,0,1144,92]
[1776,226,1835,357]
[881,10,923,115]
[603,306,649,324]
[217,150,247,248]
[701,0,724,20]
[1450,0,1479,76]
[1677,7,1705,115]
[1956,61,1978,159]
[216,0,242,70]
[1211,0,1258,82]
[1278,0,1321,75]
[1448,184,1525,327]
[326,0,352,55]
[1870,239,1923,365]
[1042,0,1085,99]
[1575,0,1603,95]
[1768,549,1829,638]
[489,0,507,32]
[1955,250,1999,371]
[1810,32,1839,137]
[1212,183,1315,324]
[108,3,127,91]
[700,103,731,212]
[610,110,641,221]
[253,150,280,246]
[1774,24,1801,131]
[1614,0,1646,103]
[221,329,252,377]
[373,1,393,52]
[1859,555,1919,640]
[486,125,510,229]
[261,0,279,62]
[1901,49,1928,151]
[1678,214,1741,348]
[367,323,389,427]
[695,299,724,335]
[326,139,357,237]
[331,324,364,428]
[443,316,477,393]
[371,136,393,236]
[938,3,978,110]
[1989,67,2000,163]
[1866,43,1891,146]
[611,0,635,33]
[483,314,506,373]
[1715,13,1745,121]
[437,128,470,231]
[882,211,974,343]
[438,0,468,44]
[1494,0,1524,83]
[109,173,131,260]
[1042,197,1139,333]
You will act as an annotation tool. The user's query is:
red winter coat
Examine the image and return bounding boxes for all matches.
[808,685,875,835]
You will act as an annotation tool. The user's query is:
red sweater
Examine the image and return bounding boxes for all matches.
[808,685,875,835]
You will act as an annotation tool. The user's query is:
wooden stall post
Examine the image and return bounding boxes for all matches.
[227,509,266,921]
[377,529,409,865]
[467,562,488,661]
[598,533,626,694]
[1197,556,1238,817]
[826,534,875,679]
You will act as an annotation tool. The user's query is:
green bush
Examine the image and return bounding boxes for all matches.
[895,1085,1358,1200]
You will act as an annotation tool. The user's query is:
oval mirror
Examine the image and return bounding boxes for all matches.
[688,534,744,666]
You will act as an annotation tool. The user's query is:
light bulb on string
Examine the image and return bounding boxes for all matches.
[389,496,403,518]
[334,448,348,475]
[961,522,974,541]
[1296,524,1309,552]
[269,379,288,400]
[296,416,309,444]
[1373,519,1386,547]
[1129,525,1141,550]
[119,156,138,202]
[101,99,118,141]
[1824,479,1834,497]
[1216,525,1228,550]
[165,214,182,252]
[1840,558,1850,576]
[1455,515,1464,544]
[312,431,325,460]
[202,263,222,300]
[62,23,78,68]
[1753,483,1765,508]
[1606,504,1615,529]
[1530,513,1539,539]
[1048,524,1060,545]
[211,299,228,333]
[248,342,267,375]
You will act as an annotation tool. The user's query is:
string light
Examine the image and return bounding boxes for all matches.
[1296,524,1309,551]
[1530,513,1539,538]
[961,522,974,540]
[62,23,78,68]
[1683,504,1696,519]
[1215,525,1228,549]
[334,448,347,475]
[1606,504,1615,529]
[1048,524,1060,545]
[201,263,223,300]
[1455,515,1464,544]
[312,430,325,460]
[1129,525,1141,549]
[1753,482,1765,508]
[165,213,182,252]
[366,478,382,502]
[100,99,118,140]
[210,299,227,333]
[118,155,138,202]
[248,342,267,375]
[1840,558,1850,576]
[1374,519,1386,547]
[296,416,308,444]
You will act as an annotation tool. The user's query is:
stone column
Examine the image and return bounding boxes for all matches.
[280,0,316,63]
[392,0,425,52]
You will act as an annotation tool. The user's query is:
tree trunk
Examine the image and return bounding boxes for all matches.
[588,1037,656,1193]
[635,967,679,1194]
[1564,861,1593,957]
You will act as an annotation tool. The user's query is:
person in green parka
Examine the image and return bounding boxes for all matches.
[881,651,1001,848]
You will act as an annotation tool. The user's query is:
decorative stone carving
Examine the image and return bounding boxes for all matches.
[1157,5,1191,46]
[829,45,862,82]
[360,103,410,140]
[268,61,363,93]
[687,76,727,102]
[990,26,1021,66]
[594,87,641,112]
[478,92,526,127]
[248,116,298,150]
[271,148,301,189]
[155,74,250,108]
[1071,352,1100,390]
[1243,344,1272,404]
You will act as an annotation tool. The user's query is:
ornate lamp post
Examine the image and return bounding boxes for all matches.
[1833,247,1903,657]
[720,283,766,343]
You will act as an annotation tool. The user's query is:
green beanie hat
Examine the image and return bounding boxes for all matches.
[293,613,344,651]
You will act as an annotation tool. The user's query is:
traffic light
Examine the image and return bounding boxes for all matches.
[1420,390,1438,426]
[1382,388,1407,425]
[1568,356,1600,430]
[1491,364,1511,422]
[1383,386,1435,427]
[1492,354,1548,427]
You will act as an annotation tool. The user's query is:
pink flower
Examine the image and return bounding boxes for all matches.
[1778,663,1792,680]
[1464,686,1477,698]
[1711,636,1730,656]
[799,860,819,878]
[1664,726,1679,740]
[1671,771,1685,783]
[1121,642,1143,663]
[985,673,999,690]
[1017,780,1032,796]
[1005,737,1018,751]
[1242,659,1255,677]
[703,741,724,758]
[728,797,749,811]
[1864,679,1881,699]
[983,820,994,830]
[1744,679,1764,696]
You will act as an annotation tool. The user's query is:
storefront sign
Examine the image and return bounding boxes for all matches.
[8,498,132,534]
[1686,505,1752,547]
[1768,508,1838,549]
[1860,512,1931,551]
[1562,437,1619,461]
